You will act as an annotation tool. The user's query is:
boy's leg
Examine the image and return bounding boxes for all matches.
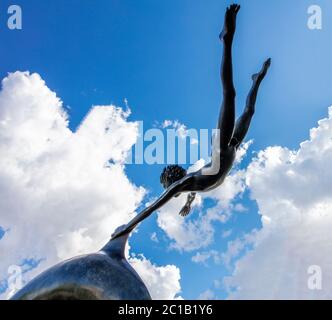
[231,58,271,148]
[217,4,240,151]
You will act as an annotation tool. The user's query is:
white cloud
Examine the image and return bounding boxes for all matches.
[161,119,198,144]
[235,140,253,164]
[150,232,159,243]
[221,230,233,239]
[191,231,256,269]
[225,106,332,299]
[192,250,221,266]
[162,120,173,129]
[130,254,182,300]
[197,289,216,300]
[0,71,182,300]
[156,192,212,252]
[221,231,257,270]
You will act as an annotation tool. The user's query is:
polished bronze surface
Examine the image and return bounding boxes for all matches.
[11,229,151,300]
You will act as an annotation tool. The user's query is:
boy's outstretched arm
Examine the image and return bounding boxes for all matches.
[111,176,193,240]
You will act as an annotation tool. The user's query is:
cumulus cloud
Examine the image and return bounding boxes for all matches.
[191,250,221,266]
[225,106,332,299]
[191,230,257,270]
[156,192,210,251]
[130,254,182,300]
[0,71,181,300]
[220,231,257,270]
[197,289,216,300]
[161,119,198,144]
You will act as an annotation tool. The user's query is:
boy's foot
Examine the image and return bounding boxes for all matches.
[219,4,241,42]
[252,58,272,82]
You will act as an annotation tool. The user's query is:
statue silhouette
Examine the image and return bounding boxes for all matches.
[112,4,271,240]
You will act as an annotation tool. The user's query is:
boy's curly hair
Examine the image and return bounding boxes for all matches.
[160,165,187,189]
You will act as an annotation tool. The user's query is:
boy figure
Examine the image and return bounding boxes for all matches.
[112,4,271,240]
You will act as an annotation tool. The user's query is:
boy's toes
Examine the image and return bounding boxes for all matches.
[262,58,272,73]
[229,3,241,14]
[265,58,272,68]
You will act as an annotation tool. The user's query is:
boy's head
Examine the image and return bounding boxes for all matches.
[160,165,187,189]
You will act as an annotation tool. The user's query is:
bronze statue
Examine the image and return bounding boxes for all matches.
[11,231,152,300]
[111,4,271,240]
[11,4,271,300]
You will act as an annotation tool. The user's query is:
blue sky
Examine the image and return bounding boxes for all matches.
[1,0,332,299]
